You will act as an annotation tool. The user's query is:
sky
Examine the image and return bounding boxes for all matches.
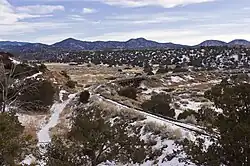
[1,0,250,45]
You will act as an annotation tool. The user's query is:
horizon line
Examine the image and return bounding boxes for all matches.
[0,37,249,46]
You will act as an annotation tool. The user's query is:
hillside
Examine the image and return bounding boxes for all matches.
[1,38,250,57]
[1,50,250,165]
[196,40,227,47]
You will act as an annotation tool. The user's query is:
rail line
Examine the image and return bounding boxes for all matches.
[98,94,218,138]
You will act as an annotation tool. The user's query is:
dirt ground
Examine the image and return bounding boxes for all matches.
[45,63,143,87]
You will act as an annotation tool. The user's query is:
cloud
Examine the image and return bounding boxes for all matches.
[96,0,215,8]
[82,8,97,14]
[0,0,12,13]
[16,5,65,14]
[84,28,250,45]
[0,0,47,25]
[34,32,85,44]
[69,15,86,21]
[0,0,55,25]
[83,21,250,45]
[107,12,188,25]
[0,22,70,36]
[84,29,200,42]
[0,0,68,37]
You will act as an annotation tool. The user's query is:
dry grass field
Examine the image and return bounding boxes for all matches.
[45,63,143,86]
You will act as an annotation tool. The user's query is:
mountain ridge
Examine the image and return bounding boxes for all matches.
[0,38,250,52]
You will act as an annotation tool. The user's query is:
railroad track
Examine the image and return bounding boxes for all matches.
[98,94,218,138]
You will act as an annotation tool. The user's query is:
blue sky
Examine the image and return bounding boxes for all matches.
[1,0,250,45]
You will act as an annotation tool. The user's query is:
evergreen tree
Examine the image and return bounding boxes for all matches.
[143,62,153,74]
[0,112,33,165]
[43,106,159,166]
[142,93,175,118]
[179,81,250,166]
[156,64,168,74]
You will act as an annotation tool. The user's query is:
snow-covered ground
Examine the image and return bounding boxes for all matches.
[171,76,184,83]
[37,91,76,145]
[179,99,203,112]
[26,72,42,79]
[21,91,77,165]
[9,57,21,64]
[97,95,202,165]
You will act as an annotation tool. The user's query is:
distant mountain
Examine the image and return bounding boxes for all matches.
[197,39,250,47]
[53,37,186,50]
[1,38,250,55]
[0,42,54,55]
[228,39,250,47]
[197,40,227,47]
[0,41,29,47]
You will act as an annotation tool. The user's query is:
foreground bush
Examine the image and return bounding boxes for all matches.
[142,93,175,118]
[79,90,90,103]
[65,80,77,89]
[118,86,137,100]
[177,109,197,120]
[13,63,39,79]
[0,112,33,165]
[43,106,159,165]
[17,79,56,112]
[60,70,70,79]
[179,81,250,166]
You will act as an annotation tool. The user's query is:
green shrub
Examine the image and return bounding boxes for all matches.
[13,64,39,79]
[177,109,197,120]
[60,70,70,79]
[79,90,90,103]
[156,65,168,74]
[66,80,77,89]
[18,80,56,112]
[38,63,47,72]
[118,87,137,100]
[147,71,154,75]
[43,106,160,165]
[142,93,175,118]
[0,112,33,165]
[173,67,188,73]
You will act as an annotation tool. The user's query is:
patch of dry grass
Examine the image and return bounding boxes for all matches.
[23,119,39,141]
[51,105,73,137]
[18,114,47,142]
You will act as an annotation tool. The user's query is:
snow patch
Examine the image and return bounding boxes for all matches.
[171,76,184,83]
[37,91,76,144]
[184,75,194,80]
[180,100,202,111]
[26,72,42,79]
[9,57,21,64]
[21,155,36,165]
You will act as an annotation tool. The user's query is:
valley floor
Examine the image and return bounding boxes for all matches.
[20,63,249,166]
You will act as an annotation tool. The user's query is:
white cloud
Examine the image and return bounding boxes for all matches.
[34,32,85,44]
[0,22,70,36]
[84,29,200,43]
[83,25,250,45]
[0,0,53,25]
[0,1,68,36]
[0,0,12,13]
[107,12,188,25]
[69,15,86,21]
[83,8,97,14]
[16,5,65,14]
[0,0,44,25]
[96,0,215,8]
